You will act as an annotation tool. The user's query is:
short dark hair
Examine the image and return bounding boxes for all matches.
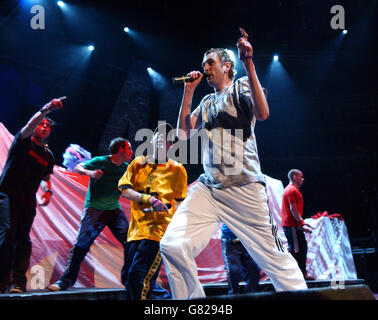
[108,137,131,154]
[43,116,56,126]
[288,169,302,182]
[204,48,237,80]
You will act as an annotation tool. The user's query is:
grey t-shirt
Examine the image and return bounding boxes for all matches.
[191,76,265,189]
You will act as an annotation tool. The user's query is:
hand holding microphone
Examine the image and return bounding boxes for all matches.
[142,198,170,213]
[172,72,208,84]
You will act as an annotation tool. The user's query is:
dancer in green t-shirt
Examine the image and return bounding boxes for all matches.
[48,138,133,291]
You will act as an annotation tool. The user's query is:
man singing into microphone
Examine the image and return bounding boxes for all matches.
[160,28,307,299]
[118,122,187,300]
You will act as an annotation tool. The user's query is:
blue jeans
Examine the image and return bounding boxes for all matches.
[221,238,261,294]
[59,207,129,287]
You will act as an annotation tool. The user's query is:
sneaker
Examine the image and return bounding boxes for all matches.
[9,284,25,293]
[47,280,67,292]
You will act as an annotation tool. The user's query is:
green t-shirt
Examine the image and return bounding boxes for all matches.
[83,155,129,210]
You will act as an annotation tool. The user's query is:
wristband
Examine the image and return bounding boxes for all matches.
[140,194,152,205]
[299,220,305,227]
[46,190,53,195]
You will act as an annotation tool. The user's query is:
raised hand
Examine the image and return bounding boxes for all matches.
[237,27,253,61]
[41,96,66,113]
[48,96,66,111]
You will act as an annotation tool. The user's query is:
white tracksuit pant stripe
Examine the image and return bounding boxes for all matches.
[160,181,307,299]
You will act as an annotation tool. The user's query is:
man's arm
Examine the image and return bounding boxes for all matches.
[289,203,304,225]
[237,28,269,121]
[176,72,202,140]
[121,188,145,203]
[121,188,169,213]
[289,202,313,233]
[20,97,65,139]
[74,163,103,180]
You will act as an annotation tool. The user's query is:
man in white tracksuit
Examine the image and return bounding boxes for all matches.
[160,28,307,299]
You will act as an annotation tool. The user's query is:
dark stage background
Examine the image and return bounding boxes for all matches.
[0,0,376,246]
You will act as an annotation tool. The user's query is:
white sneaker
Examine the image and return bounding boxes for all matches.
[48,283,62,291]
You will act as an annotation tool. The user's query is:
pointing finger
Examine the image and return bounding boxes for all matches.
[239,27,249,39]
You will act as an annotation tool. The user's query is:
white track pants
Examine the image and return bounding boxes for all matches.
[160,181,307,299]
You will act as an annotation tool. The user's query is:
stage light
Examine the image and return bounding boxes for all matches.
[57,1,64,7]
[88,45,94,51]
[124,27,129,33]
[273,55,279,61]
[342,29,348,35]
[147,67,168,91]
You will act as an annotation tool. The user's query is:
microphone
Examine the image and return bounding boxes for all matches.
[172,73,209,84]
[142,203,172,213]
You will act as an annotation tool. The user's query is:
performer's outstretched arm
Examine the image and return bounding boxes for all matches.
[237,28,269,121]
[20,97,65,138]
[74,163,104,180]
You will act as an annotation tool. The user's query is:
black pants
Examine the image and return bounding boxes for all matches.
[221,238,261,294]
[121,239,171,300]
[0,192,36,291]
[283,226,308,277]
[59,207,129,288]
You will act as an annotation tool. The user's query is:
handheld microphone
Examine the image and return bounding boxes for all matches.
[142,203,172,213]
[172,73,209,84]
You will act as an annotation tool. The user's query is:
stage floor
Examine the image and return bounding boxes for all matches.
[0,279,374,300]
